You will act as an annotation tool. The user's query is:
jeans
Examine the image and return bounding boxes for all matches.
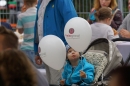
[22,50,45,69]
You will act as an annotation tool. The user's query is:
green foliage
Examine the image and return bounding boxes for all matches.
[73,0,94,19]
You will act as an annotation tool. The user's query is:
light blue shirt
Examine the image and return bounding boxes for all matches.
[17,7,37,50]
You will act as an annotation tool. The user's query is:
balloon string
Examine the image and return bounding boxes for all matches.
[81,52,83,71]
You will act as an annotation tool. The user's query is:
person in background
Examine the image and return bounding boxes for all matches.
[1,22,14,31]
[0,26,49,86]
[118,0,130,38]
[108,66,130,86]
[17,0,39,68]
[88,0,123,30]
[118,13,130,38]
[91,7,115,42]
[0,49,37,86]
[34,0,78,85]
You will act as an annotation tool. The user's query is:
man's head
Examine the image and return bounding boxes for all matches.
[0,26,18,52]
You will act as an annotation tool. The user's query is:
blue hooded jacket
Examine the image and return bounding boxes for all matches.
[62,57,94,85]
[34,0,77,54]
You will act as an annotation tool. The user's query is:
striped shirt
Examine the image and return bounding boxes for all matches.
[17,7,36,50]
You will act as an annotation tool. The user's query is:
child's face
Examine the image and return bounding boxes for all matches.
[67,48,80,61]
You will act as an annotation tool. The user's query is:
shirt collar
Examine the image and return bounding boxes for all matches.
[26,7,37,12]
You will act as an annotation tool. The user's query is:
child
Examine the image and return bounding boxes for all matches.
[0,49,37,86]
[60,45,94,86]
[16,0,38,67]
[91,7,118,42]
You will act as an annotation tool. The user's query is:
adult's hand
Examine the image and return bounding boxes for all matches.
[35,55,43,65]
[120,29,130,38]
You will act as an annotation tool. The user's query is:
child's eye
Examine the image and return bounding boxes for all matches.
[69,51,72,53]
[68,50,73,53]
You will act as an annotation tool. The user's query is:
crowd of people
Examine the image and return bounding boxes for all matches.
[0,0,130,86]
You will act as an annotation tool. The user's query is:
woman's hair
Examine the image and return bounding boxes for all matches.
[110,66,130,86]
[95,7,113,21]
[0,49,37,86]
[94,0,117,10]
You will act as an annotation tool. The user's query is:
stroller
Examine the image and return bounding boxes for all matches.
[112,38,130,66]
[82,38,123,86]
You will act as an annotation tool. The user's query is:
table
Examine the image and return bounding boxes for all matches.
[116,41,130,64]
[37,69,47,78]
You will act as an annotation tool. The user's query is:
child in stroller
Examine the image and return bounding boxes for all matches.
[59,38,122,86]
[60,45,95,86]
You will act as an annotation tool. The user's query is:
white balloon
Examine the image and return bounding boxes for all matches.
[38,35,66,70]
[0,0,7,6]
[64,17,92,52]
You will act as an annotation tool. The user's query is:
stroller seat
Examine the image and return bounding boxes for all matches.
[83,50,108,82]
[82,38,122,86]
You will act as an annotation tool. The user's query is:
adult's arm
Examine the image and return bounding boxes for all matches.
[87,8,96,24]
[58,0,78,24]
[118,13,130,31]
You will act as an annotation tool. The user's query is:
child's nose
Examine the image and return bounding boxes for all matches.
[71,51,75,54]
[102,0,106,3]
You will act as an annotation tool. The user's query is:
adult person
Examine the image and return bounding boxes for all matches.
[34,0,77,85]
[0,49,37,86]
[118,0,130,38]
[88,0,123,30]
[0,26,49,86]
[118,13,130,38]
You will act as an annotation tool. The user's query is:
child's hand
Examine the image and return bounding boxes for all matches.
[112,28,118,35]
[80,71,86,78]
[60,80,65,86]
